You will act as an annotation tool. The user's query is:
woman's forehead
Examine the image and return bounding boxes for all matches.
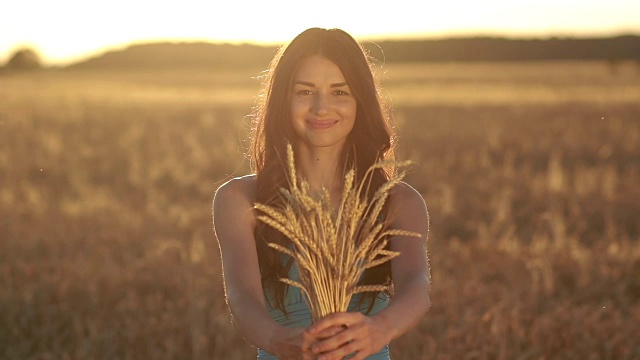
[293,55,348,85]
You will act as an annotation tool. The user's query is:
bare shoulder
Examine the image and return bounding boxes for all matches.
[213,174,257,205]
[388,181,429,232]
[212,174,258,244]
[390,181,427,209]
[213,174,257,227]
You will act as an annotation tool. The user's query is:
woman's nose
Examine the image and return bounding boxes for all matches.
[311,94,329,115]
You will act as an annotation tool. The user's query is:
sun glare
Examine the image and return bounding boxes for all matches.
[2,0,639,64]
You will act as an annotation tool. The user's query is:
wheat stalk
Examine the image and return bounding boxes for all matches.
[255,143,421,322]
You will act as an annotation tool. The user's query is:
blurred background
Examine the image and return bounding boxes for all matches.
[1,1,639,359]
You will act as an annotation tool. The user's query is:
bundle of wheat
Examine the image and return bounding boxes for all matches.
[255,143,421,322]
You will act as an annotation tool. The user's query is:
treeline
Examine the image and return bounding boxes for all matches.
[64,35,640,70]
[364,35,640,62]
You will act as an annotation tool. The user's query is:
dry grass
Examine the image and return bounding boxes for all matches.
[0,62,639,359]
[255,143,420,321]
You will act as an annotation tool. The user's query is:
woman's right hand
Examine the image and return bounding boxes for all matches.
[271,325,345,360]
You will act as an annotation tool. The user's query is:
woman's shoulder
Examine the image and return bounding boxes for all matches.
[213,175,259,246]
[388,181,429,218]
[390,181,426,206]
[387,181,430,235]
[213,174,257,205]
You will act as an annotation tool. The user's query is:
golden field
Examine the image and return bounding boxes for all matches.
[1,60,639,359]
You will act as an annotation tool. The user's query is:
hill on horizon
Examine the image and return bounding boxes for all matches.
[7,34,640,71]
[65,42,279,70]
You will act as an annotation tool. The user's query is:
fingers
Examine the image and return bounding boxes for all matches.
[316,338,365,360]
[305,313,380,360]
[297,329,317,357]
[312,323,367,355]
[308,312,363,335]
[301,328,318,347]
[312,325,345,340]
[311,330,350,355]
[278,328,323,360]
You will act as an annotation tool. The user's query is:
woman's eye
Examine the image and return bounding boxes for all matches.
[297,90,313,96]
[334,90,349,96]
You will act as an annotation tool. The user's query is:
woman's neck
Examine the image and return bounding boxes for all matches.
[294,144,344,196]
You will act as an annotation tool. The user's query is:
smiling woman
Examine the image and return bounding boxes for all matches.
[212,27,431,360]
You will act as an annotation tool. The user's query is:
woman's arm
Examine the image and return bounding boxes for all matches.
[213,176,278,350]
[213,176,340,359]
[371,181,432,339]
[307,182,431,360]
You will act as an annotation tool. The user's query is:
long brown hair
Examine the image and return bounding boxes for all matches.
[250,28,397,313]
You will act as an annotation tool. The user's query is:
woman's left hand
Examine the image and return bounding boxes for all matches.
[306,312,390,360]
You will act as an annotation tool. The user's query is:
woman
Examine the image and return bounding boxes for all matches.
[213,27,431,360]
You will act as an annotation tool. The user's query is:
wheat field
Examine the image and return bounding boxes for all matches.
[1,60,639,359]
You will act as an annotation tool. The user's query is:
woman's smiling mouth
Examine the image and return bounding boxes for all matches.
[306,118,339,130]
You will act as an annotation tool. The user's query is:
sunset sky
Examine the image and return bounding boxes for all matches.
[2,0,639,66]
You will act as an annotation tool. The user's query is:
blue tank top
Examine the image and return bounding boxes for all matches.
[257,263,391,359]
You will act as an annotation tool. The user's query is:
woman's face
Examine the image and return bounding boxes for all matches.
[289,55,357,150]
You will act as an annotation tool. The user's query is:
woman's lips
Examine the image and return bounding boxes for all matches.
[306,119,338,130]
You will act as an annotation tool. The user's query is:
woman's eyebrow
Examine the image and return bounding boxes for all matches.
[294,80,315,87]
[293,81,349,88]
